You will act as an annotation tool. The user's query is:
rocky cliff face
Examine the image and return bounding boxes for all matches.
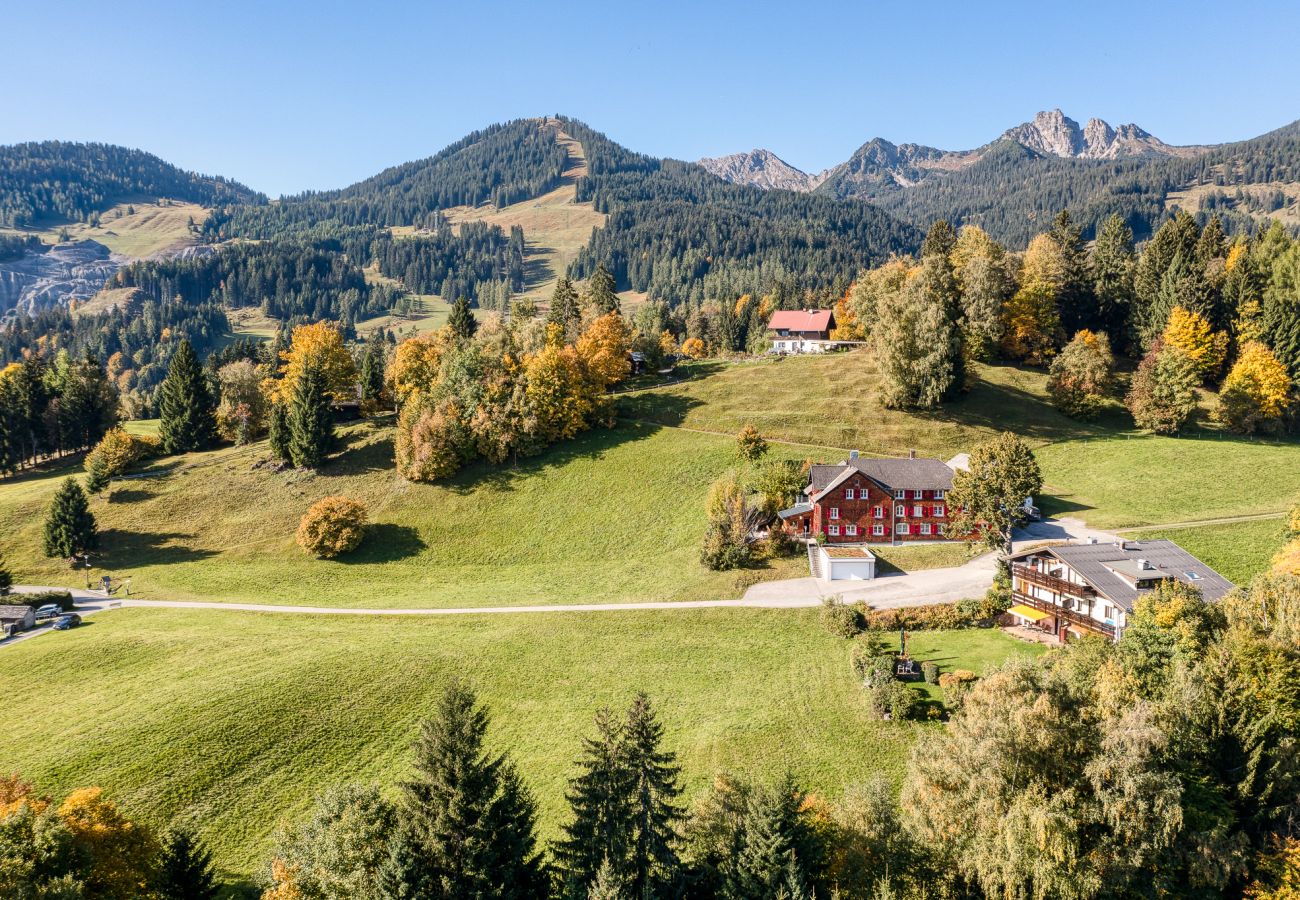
[697,149,828,192]
[999,109,1195,160]
[0,240,124,316]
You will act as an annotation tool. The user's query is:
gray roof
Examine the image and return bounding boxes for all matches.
[1010,539,1235,612]
[777,502,812,520]
[0,605,34,620]
[809,456,955,496]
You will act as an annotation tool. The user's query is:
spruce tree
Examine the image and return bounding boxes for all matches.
[920,219,957,259]
[0,554,13,595]
[1050,210,1096,337]
[155,828,219,900]
[622,693,683,898]
[448,297,478,340]
[725,776,812,899]
[587,264,620,316]
[287,361,334,469]
[43,476,97,559]
[267,401,291,463]
[1090,214,1136,345]
[399,679,547,900]
[586,857,631,900]
[547,276,581,333]
[158,340,216,454]
[360,341,387,408]
[555,708,633,896]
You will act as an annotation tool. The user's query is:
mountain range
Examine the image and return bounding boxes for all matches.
[698,109,1205,199]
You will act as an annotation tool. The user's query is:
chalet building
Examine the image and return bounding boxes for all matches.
[1005,539,1234,643]
[0,604,36,638]
[768,309,837,353]
[778,451,960,545]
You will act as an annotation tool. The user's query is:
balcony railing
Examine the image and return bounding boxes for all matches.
[1011,590,1116,639]
[1011,564,1096,599]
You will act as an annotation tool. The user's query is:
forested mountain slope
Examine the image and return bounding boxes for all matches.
[0,142,262,228]
[863,120,1300,246]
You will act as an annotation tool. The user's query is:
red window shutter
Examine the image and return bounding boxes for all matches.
[911,523,920,536]
[921,505,930,516]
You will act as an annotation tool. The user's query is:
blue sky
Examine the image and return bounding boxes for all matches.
[4,0,1298,197]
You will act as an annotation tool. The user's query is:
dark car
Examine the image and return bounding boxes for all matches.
[52,614,81,630]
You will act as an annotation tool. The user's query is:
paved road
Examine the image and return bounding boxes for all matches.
[0,516,1137,649]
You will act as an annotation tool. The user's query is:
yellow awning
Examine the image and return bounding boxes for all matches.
[1008,603,1051,623]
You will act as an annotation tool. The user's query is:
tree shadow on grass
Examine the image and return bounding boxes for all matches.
[325,425,395,477]
[104,486,156,504]
[338,523,426,564]
[97,529,218,568]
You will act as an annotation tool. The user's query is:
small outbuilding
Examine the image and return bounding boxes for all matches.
[817,545,878,581]
[0,604,36,637]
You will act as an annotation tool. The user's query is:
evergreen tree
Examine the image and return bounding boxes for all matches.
[1262,241,1300,378]
[42,476,97,559]
[158,340,216,454]
[360,340,387,408]
[448,296,478,340]
[1131,213,1200,350]
[1050,210,1095,337]
[84,450,110,495]
[587,263,620,316]
[546,276,581,334]
[267,401,291,463]
[287,361,334,469]
[155,828,219,900]
[622,692,683,898]
[920,219,957,259]
[725,775,816,900]
[555,708,632,897]
[1090,214,1136,345]
[0,553,13,595]
[377,824,436,900]
[586,856,631,900]
[398,679,548,900]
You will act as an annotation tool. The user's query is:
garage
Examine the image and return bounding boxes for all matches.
[819,546,877,581]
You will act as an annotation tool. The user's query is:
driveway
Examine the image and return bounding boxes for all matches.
[740,516,1119,608]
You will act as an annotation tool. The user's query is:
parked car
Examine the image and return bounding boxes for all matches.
[52,614,81,630]
[34,604,63,620]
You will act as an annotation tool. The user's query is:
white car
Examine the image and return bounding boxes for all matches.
[34,604,64,620]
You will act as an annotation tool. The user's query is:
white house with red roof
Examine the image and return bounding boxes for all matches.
[767,309,838,353]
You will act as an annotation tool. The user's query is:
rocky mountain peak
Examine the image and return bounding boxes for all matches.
[697,148,825,192]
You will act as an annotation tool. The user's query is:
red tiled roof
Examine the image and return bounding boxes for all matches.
[768,309,833,332]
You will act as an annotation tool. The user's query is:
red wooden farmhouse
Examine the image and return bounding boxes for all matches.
[778,451,961,544]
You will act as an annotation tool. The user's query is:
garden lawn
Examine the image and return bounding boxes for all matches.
[0,608,1042,885]
[0,420,809,608]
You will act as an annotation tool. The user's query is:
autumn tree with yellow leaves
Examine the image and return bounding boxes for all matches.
[1161,306,1228,382]
[1218,342,1293,433]
[275,322,358,405]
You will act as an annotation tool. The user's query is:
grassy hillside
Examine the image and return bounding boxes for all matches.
[0,607,1043,881]
[1,198,207,257]
[1129,517,1285,585]
[0,420,809,607]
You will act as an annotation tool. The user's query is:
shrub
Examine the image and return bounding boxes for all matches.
[84,428,157,492]
[862,601,994,632]
[20,589,75,612]
[1047,330,1115,418]
[296,496,368,559]
[735,424,768,462]
[849,631,886,677]
[820,597,865,638]
[937,670,979,710]
[865,678,916,721]
[922,660,940,684]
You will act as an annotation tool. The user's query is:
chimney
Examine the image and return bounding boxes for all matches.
[1087,537,1099,545]
[849,449,859,461]
[1137,558,1151,571]
[908,449,917,459]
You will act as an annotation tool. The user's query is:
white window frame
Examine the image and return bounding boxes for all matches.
[844,488,854,500]
[934,504,945,518]
[829,507,840,520]
[937,523,946,535]
[921,523,932,536]
[895,504,905,517]
[846,524,858,536]
[895,523,907,535]
[935,489,945,500]
[894,489,906,500]
[828,524,840,536]
[873,505,883,519]
[872,524,885,536]
[913,505,923,517]
[912,489,923,500]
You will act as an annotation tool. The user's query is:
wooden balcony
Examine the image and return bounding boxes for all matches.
[1011,564,1096,599]
[1010,590,1116,639]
